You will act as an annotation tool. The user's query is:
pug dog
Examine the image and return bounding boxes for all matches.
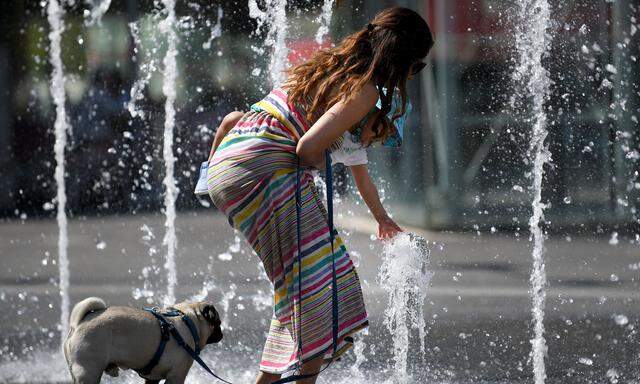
[63,297,223,384]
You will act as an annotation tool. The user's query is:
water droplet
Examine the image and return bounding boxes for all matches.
[606,368,620,383]
[578,357,593,365]
[613,314,628,326]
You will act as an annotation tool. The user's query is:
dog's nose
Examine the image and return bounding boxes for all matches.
[207,329,223,344]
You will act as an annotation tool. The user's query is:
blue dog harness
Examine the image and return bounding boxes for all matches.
[137,307,231,384]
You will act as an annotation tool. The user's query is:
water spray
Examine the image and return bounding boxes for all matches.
[512,1,553,383]
[160,0,179,307]
[378,231,434,384]
[45,0,71,342]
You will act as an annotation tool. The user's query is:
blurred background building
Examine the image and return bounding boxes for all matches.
[0,0,638,230]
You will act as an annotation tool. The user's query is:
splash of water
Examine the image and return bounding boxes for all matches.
[127,20,159,120]
[83,0,112,26]
[378,232,433,383]
[45,0,71,342]
[132,224,160,303]
[512,1,553,383]
[315,0,335,44]
[350,328,369,380]
[202,6,223,50]
[160,0,179,307]
[248,0,289,87]
[127,16,163,305]
[220,283,237,330]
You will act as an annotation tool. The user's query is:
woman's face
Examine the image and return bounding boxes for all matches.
[360,123,376,147]
[407,60,427,80]
[359,113,388,147]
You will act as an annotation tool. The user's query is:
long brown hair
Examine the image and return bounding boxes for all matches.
[283,6,434,140]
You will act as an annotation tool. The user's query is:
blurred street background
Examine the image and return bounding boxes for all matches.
[1,0,639,383]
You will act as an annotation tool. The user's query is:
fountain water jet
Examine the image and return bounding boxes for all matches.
[512,1,554,383]
[315,0,335,44]
[248,0,289,87]
[160,0,179,307]
[46,0,71,341]
[350,328,369,380]
[378,232,433,384]
[84,0,112,26]
[202,6,223,50]
[127,20,159,120]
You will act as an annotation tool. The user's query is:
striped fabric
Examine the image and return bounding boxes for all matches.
[207,88,369,374]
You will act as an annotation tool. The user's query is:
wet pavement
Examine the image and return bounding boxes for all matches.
[1,203,639,383]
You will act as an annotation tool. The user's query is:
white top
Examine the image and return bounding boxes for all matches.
[330,130,368,167]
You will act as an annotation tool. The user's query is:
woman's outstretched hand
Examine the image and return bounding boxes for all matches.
[376,215,403,240]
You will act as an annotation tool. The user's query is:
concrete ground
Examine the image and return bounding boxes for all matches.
[0,202,639,383]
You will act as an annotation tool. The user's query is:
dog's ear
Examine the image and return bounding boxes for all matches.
[201,304,220,325]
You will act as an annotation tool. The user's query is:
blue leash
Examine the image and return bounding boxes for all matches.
[151,150,339,384]
[270,150,340,383]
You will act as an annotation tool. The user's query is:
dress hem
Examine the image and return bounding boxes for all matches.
[258,320,370,375]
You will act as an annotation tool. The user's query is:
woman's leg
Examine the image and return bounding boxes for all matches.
[256,370,281,384]
[296,355,325,384]
[255,355,324,384]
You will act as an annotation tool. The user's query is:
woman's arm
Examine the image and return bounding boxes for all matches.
[208,111,244,162]
[349,164,403,239]
[296,82,378,167]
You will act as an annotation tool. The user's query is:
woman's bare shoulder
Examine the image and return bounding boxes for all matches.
[350,81,378,110]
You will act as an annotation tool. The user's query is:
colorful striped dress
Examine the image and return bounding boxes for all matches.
[207,88,369,374]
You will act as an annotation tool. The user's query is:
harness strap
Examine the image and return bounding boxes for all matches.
[138,307,230,384]
[138,308,173,375]
[180,314,201,355]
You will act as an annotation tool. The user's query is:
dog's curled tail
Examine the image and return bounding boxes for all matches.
[69,297,107,328]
